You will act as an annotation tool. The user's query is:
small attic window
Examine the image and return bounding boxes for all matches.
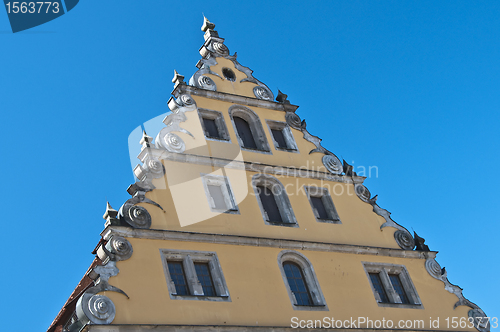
[222,68,236,82]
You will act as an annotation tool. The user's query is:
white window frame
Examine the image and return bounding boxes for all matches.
[266,120,298,152]
[363,262,422,309]
[201,174,239,214]
[229,105,271,153]
[252,174,298,227]
[277,250,328,311]
[160,249,231,302]
[304,186,341,224]
[197,108,231,141]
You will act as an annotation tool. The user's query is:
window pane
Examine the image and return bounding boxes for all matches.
[283,262,312,306]
[234,116,258,149]
[195,263,216,296]
[369,273,389,303]
[167,261,189,295]
[258,185,283,222]
[208,184,227,210]
[271,128,287,148]
[310,196,329,219]
[389,274,410,304]
[203,118,221,138]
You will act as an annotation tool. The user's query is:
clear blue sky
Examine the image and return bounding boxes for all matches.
[1,1,498,331]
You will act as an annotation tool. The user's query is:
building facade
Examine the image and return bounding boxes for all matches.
[47,18,490,332]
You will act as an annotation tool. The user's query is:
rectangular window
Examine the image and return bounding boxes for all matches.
[369,272,389,303]
[363,262,421,308]
[160,250,231,302]
[198,109,230,141]
[167,261,190,295]
[195,262,216,297]
[257,185,283,223]
[207,184,227,211]
[389,273,410,304]
[304,186,341,223]
[267,121,297,151]
[271,128,288,149]
[202,174,239,214]
[203,118,220,138]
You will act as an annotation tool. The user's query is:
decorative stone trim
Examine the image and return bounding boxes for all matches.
[354,184,415,250]
[425,258,490,332]
[159,249,231,302]
[136,146,367,185]
[322,155,343,175]
[362,262,422,309]
[175,84,290,112]
[102,227,435,260]
[303,186,341,224]
[73,260,129,329]
[252,173,298,226]
[266,120,298,152]
[197,108,231,141]
[228,105,271,153]
[155,93,197,153]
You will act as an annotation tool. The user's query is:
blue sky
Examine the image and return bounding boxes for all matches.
[1,1,499,331]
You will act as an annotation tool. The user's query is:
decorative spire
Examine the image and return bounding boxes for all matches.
[103,201,119,227]
[139,130,153,149]
[172,70,185,88]
[201,16,215,32]
[276,90,290,104]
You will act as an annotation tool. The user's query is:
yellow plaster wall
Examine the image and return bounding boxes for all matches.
[202,57,258,98]
[177,93,329,173]
[143,163,398,248]
[104,238,473,330]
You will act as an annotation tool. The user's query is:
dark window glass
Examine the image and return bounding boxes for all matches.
[310,196,329,220]
[207,184,227,210]
[234,116,258,149]
[222,68,236,81]
[389,274,410,304]
[168,261,189,295]
[203,118,220,138]
[257,185,283,222]
[283,262,312,306]
[195,262,216,296]
[369,273,389,303]
[271,128,287,148]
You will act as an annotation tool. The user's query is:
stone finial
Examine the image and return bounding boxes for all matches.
[201,16,216,32]
[172,70,185,88]
[140,130,153,149]
[103,202,119,227]
[276,89,290,104]
[414,232,430,251]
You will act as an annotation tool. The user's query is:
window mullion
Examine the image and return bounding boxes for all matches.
[184,255,204,296]
[380,269,400,303]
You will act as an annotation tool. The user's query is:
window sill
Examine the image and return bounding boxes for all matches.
[265,221,299,228]
[316,218,342,224]
[240,146,272,154]
[376,302,423,309]
[170,294,231,302]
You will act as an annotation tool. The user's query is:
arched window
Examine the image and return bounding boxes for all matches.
[234,116,257,149]
[283,262,312,305]
[278,250,328,311]
[229,105,270,152]
[252,174,297,226]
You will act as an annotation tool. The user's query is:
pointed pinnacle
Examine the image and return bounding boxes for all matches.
[172,70,185,85]
[103,201,118,220]
[201,16,216,32]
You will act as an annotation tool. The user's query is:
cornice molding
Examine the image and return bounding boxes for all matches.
[137,147,366,184]
[173,84,299,112]
[101,226,435,260]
